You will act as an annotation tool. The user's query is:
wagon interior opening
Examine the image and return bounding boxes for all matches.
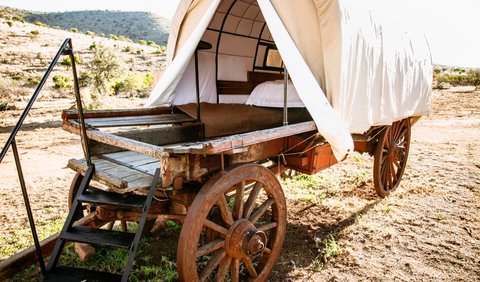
[169,0,312,138]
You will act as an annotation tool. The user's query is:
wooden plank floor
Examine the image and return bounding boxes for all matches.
[69,151,161,193]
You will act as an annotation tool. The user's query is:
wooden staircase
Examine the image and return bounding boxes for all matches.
[46,165,160,282]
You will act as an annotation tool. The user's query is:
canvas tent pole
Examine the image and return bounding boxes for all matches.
[283,67,288,126]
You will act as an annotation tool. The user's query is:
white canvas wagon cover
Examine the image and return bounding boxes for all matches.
[146,0,432,160]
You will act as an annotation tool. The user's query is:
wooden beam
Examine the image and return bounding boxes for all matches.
[61,107,172,121]
[0,233,58,280]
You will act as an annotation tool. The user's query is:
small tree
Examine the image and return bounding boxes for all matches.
[83,44,124,97]
[466,69,480,90]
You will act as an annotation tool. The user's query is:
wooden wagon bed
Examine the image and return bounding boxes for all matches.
[63,106,379,194]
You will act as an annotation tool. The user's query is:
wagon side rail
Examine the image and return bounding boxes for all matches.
[0,38,91,279]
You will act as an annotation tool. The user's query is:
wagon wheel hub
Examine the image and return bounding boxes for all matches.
[226,219,267,258]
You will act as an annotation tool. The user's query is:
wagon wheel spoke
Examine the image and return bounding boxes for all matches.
[249,198,275,224]
[232,181,245,219]
[204,219,228,235]
[243,182,262,219]
[200,250,226,281]
[217,195,235,226]
[257,222,277,231]
[215,256,232,282]
[231,258,240,282]
[242,257,258,278]
[197,239,225,257]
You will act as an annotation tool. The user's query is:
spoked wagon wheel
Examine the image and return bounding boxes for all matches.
[177,164,287,281]
[373,118,411,197]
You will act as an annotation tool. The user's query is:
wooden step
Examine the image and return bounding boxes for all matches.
[47,266,121,282]
[62,226,134,249]
[78,189,145,208]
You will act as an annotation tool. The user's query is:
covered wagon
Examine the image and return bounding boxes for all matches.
[42,0,432,281]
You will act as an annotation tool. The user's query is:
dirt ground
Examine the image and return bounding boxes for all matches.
[0,88,479,281]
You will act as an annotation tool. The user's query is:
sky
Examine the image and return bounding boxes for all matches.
[1,0,479,68]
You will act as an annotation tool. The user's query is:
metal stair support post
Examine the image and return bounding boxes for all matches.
[11,139,47,277]
[66,40,92,166]
[121,168,161,282]
[46,165,96,271]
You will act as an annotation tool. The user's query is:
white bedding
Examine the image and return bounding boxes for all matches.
[246,80,305,108]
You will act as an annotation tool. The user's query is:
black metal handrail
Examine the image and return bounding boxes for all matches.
[0,38,91,278]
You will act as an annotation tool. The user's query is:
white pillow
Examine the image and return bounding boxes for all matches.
[246,80,305,108]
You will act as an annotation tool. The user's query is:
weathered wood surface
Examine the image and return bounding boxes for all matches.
[160,121,317,155]
[68,152,161,192]
[61,107,172,121]
[84,114,195,128]
[63,123,170,159]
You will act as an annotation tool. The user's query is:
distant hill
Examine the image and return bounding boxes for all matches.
[24,10,170,45]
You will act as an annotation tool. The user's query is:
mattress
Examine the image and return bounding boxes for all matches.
[177,103,312,138]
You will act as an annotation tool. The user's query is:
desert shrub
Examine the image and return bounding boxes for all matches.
[6,21,13,27]
[466,69,480,90]
[99,33,105,37]
[12,16,21,21]
[123,46,132,53]
[34,21,45,27]
[118,35,126,41]
[52,75,72,89]
[27,76,42,85]
[85,31,95,37]
[30,30,39,36]
[112,73,153,97]
[60,55,82,67]
[434,82,451,90]
[137,39,146,45]
[110,34,119,40]
[0,77,30,100]
[82,44,124,96]
[21,19,25,23]
[124,37,133,43]
[436,74,467,86]
[0,101,15,111]
[70,28,78,33]
[88,42,97,50]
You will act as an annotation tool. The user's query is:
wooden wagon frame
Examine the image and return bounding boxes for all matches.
[54,72,415,281]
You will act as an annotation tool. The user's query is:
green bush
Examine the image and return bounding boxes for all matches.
[70,28,78,33]
[111,73,154,97]
[27,76,42,85]
[82,44,125,96]
[99,33,105,37]
[21,19,26,23]
[34,21,45,27]
[123,46,132,53]
[60,55,81,67]
[110,34,119,40]
[85,31,95,37]
[12,16,21,21]
[466,69,480,89]
[30,30,39,36]
[6,21,13,27]
[52,75,71,89]
[88,42,97,50]
[137,39,146,45]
